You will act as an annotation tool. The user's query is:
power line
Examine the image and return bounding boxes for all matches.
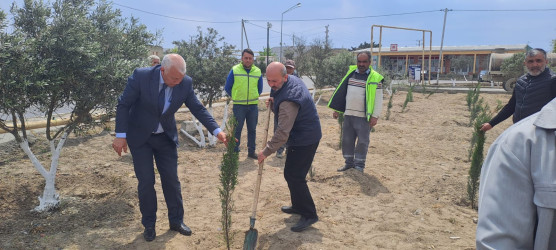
[111,4,556,24]
[453,8,556,12]
[245,21,295,38]
[248,10,440,22]
[112,3,240,24]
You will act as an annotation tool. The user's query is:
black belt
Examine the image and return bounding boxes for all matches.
[152,133,165,136]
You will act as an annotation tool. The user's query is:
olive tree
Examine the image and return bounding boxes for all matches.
[500,52,525,80]
[291,36,308,77]
[314,50,355,103]
[305,38,332,91]
[0,0,156,212]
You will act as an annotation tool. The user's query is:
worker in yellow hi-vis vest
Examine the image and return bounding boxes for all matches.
[224,48,263,159]
[328,51,384,173]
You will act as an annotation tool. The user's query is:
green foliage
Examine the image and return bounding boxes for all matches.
[373,67,392,93]
[467,97,486,160]
[305,38,333,89]
[501,52,525,80]
[0,0,155,142]
[255,47,274,74]
[495,100,504,112]
[448,55,473,74]
[402,86,413,112]
[466,89,474,111]
[219,116,239,250]
[468,84,482,126]
[348,41,380,51]
[319,50,356,89]
[0,0,155,212]
[467,103,492,210]
[465,83,493,209]
[553,39,556,53]
[254,57,267,75]
[291,36,308,76]
[385,88,396,120]
[259,47,275,56]
[173,27,236,107]
[284,48,294,60]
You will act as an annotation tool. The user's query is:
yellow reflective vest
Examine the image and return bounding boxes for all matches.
[327,65,384,121]
[231,63,261,105]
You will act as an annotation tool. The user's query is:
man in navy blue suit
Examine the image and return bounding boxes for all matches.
[112,54,227,242]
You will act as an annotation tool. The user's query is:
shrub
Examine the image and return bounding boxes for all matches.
[219,117,239,249]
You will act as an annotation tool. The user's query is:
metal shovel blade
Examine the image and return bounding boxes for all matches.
[243,228,258,250]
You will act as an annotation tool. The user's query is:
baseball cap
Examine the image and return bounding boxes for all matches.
[285,59,296,68]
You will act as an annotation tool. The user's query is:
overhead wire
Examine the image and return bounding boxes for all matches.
[112,3,240,24]
[110,4,556,49]
[453,8,556,12]
[111,4,556,24]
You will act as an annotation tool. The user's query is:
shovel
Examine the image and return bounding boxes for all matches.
[243,105,272,250]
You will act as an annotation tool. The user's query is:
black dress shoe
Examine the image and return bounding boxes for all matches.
[170,222,192,236]
[281,206,300,214]
[248,152,258,159]
[143,227,156,242]
[291,216,318,232]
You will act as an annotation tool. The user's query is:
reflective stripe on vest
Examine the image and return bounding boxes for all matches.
[365,70,383,121]
[330,65,384,121]
[231,63,261,105]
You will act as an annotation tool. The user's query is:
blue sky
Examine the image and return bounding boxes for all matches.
[1,0,555,52]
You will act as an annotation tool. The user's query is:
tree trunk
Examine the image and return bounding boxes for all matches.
[18,131,69,212]
[36,174,60,212]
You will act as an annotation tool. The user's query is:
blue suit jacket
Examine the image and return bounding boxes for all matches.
[115,65,219,147]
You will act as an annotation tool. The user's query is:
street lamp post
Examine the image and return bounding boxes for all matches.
[280,3,301,63]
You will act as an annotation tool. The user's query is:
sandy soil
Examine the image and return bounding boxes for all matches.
[0,90,513,249]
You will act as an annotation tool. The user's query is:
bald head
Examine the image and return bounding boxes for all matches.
[267,62,287,77]
[266,62,288,91]
[161,54,187,87]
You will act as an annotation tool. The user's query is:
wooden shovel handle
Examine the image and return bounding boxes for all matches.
[250,105,272,219]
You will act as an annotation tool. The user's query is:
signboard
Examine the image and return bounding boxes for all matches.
[390,44,398,51]
[409,65,420,82]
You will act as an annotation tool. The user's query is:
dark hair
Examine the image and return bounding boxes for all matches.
[526,48,547,60]
[242,48,254,57]
[356,51,372,61]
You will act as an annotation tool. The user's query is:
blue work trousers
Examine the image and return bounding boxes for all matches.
[233,104,258,153]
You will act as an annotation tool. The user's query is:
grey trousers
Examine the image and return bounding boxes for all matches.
[342,115,371,168]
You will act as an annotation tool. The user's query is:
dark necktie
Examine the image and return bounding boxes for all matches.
[158,84,167,116]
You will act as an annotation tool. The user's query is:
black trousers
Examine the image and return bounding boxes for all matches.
[129,133,183,228]
[284,141,320,219]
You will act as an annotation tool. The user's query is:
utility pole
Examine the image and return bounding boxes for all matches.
[416,40,421,46]
[325,25,330,49]
[267,22,272,67]
[437,8,451,84]
[243,21,250,49]
[280,3,301,63]
[241,19,244,52]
